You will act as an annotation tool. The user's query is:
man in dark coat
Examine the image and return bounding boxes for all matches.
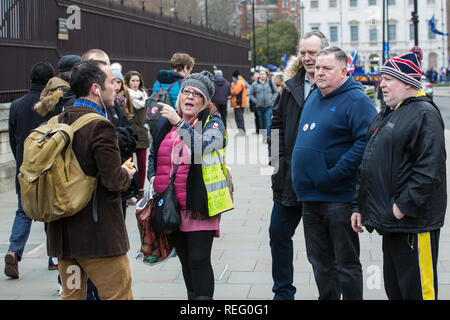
[268,31,329,300]
[212,70,231,128]
[352,47,446,300]
[46,60,136,300]
[33,55,81,118]
[5,62,55,279]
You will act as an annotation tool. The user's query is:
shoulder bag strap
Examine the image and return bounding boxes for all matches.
[170,148,183,183]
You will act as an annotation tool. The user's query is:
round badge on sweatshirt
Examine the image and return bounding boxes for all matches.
[310,123,316,130]
[303,124,309,131]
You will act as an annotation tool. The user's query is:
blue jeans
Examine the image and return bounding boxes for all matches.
[269,202,302,300]
[256,106,273,137]
[8,195,32,261]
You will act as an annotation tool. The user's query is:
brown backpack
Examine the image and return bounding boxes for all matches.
[18,113,106,222]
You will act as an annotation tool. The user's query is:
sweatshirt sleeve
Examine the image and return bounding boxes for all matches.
[328,97,377,183]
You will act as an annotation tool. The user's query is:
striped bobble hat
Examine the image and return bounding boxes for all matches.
[380,46,423,89]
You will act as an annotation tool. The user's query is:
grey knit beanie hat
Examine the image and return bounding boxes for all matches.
[180,70,215,102]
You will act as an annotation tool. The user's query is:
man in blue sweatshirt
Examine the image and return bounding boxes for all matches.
[291,46,377,299]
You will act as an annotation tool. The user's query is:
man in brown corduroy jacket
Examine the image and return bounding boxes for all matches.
[46,60,136,300]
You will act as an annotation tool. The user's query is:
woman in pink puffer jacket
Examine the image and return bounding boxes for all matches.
[147,71,226,300]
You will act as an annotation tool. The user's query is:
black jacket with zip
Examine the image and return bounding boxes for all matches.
[269,61,310,207]
[354,95,447,234]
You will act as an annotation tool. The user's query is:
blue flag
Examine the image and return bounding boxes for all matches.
[267,64,278,72]
[430,15,448,36]
[384,42,391,58]
[282,53,289,70]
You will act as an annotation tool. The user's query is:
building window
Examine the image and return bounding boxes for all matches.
[350,0,357,7]
[350,25,358,42]
[387,0,395,5]
[311,0,319,9]
[282,0,288,9]
[291,0,297,9]
[368,0,376,5]
[329,0,337,8]
[311,25,320,31]
[290,15,297,24]
[369,27,377,42]
[388,24,396,41]
[427,0,436,5]
[330,26,338,42]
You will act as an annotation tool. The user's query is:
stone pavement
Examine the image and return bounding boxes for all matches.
[1,107,450,300]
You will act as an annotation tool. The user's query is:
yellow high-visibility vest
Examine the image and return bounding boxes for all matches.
[202,115,234,217]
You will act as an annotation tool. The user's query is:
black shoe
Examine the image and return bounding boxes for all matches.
[4,251,19,279]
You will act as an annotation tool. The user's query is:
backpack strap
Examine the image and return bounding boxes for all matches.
[157,80,163,92]
[165,79,181,92]
[71,112,107,132]
[47,115,61,125]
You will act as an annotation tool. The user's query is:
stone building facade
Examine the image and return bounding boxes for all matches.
[301,0,448,72]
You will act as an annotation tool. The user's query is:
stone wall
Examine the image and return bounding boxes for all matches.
[0,103,16,193]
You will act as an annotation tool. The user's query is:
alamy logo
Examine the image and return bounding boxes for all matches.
[66,265,81,290]
[66,5,81,30]
[366,265,381,290]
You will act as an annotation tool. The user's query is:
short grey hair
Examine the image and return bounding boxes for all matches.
[302,30,329,49]
[318,46,348,67]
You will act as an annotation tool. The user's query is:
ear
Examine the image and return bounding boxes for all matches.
[90,83,101,96]
[183,65,192,75]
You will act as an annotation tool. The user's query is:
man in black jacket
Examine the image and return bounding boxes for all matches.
[351,47,446,300]
[268,31,329,300]
[5,62,55,279]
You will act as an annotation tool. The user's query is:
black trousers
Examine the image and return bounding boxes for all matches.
[303,202,363,300]
[382,229,440,300]
[171,230,215,298]
[216,103,227,129]
[233,108,246,133]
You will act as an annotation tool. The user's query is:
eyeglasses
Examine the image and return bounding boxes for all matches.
[181,88,204,98]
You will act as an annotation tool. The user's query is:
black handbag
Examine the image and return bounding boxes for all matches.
[151,150,182,235]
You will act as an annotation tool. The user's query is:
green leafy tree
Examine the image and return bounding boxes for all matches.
[249,20,298,68]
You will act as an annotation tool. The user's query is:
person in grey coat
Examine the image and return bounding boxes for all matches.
[249,69,278,140]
